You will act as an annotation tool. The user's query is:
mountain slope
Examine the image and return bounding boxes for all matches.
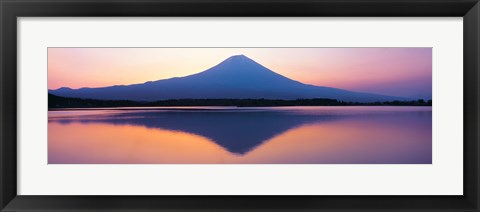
[49,54,407,102]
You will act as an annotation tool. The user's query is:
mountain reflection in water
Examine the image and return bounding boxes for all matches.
[48,106,432,164]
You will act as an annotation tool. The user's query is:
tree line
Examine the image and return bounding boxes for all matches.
[48,94,432,109]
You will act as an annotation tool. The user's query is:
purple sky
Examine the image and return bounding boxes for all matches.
[49,48,432,99]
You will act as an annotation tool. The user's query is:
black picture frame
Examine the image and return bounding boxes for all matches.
[1,0,479,211]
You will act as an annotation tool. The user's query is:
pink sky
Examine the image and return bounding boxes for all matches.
[48,48,432,99]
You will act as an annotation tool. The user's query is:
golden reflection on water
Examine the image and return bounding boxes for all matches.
[49,122,233,164]
[48,107,431,164]
[241,119,430,164]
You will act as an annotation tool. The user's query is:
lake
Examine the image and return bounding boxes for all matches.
[48,106,432,164]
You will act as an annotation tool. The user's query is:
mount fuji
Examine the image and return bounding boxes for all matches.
[49,54,407,102]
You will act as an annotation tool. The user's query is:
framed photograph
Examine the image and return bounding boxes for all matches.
[1,0,479,211]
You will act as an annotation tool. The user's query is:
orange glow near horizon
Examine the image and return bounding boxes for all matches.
[48,48,432,98]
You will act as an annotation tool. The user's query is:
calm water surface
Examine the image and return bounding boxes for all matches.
[48,106,432,164]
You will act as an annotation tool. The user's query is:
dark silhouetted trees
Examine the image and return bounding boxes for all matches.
[49,94,432,109]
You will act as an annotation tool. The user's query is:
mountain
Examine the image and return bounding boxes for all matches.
[49,54,407,102]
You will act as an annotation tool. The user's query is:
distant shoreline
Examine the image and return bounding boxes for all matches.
[48,94,432,109]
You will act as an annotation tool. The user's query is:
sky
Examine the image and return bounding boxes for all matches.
[48,48,432,99]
